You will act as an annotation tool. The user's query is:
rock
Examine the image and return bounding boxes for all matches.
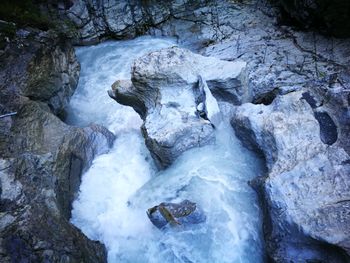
[264,146,350,261]
[0,158,107,263]
[62,0,219,45]
[9,100,115,218]
[0,101,114,262]
[109,47,246,167]
[24,39,80,116]
[232,91,326,173]
[0,29,79,116]
[231,91,350,261]
[108,80,147,119]
[130,47,248,106]
[0,29,112,262]
[147,200,206,229]
[54,123,115,218]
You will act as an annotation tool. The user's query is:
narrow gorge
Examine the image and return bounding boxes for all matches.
[0,1,349,263]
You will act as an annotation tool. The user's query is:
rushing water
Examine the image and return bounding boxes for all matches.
[67,36,265,263]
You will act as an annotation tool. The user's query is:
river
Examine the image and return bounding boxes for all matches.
[66,36,265,263]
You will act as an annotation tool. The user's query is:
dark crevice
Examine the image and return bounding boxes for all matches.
[252,88,279,105]
[302,91,318,109]
[314,111,338,145]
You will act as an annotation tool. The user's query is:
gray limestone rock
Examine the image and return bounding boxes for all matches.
[231,91,350,261]
[109,47,247,167]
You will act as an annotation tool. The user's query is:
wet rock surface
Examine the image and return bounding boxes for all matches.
[109,46,246,168]
[0,30,113,262]
[147,200,206,229]
[0,0,349,262]
[232,91,350,261]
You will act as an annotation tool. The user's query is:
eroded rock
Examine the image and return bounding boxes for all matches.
[63,0,218,46]
[231,91,350,261]
[0,102,114,262]
[0,29,111,262]
[109,47,247,167]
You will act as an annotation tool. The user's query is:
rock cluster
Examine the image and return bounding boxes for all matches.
[0,29,112,262]
[109,46,247,167]
[1,0,350,262]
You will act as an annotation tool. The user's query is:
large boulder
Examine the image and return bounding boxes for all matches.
[231,91,350,262]
[0,29,112,262]
[109,47,247,167]
[0,101,114,262]
[233,91,326,174]
[9,100,115,217]
[0,157,107,263]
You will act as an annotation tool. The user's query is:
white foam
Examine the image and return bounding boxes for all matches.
[69,36,265,263]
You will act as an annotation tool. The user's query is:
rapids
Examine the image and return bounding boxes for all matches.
[67,36,265,263]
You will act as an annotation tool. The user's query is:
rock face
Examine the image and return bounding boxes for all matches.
[232,91,350,262]
[109,47,247,167]
[0,29,112,262]
[0,29,79,116]
[0,102,114,263]
[62,0,233,47]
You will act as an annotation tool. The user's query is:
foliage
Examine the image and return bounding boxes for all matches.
[0,0,53,30]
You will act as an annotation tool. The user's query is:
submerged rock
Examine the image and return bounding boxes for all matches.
[147,200,206,229]
[109,47,247,167]
[232,91,350,261]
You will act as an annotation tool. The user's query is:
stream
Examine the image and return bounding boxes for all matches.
[66,36,265,263]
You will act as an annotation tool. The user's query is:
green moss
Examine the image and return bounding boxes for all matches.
[0,0,53,30]
[0,22,16,38]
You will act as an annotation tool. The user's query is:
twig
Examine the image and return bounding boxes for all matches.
[0,112,17,118]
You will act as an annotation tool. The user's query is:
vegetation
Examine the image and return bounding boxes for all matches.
[0,0,53,30]
[0,0,79,42]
